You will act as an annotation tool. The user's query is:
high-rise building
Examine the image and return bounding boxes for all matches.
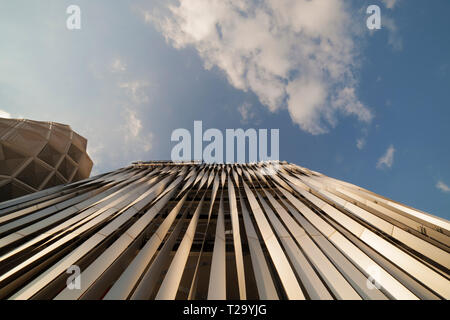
[0,118,93,201]
[0,161,448,300]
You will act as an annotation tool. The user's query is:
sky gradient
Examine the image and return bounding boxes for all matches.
[0,0,449,219]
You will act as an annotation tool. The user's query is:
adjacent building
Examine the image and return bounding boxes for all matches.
[0,161,448,300]
[0,118,93,201]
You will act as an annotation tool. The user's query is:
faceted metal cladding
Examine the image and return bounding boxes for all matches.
[0,118,93,201]
[0,161,448,300]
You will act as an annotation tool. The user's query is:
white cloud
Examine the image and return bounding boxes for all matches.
[356,137,366,150]
[382,0,400,9]
[141,133,153,152]
[356,127,369,150]
[123,108,153,153]
[82,64,154,174]
[383,16,403,51]
[238,102,255,124]
[333,87,373,123]
[111,58,127,73]
[377,145,395,169]
[124,108,143,138]
[147,0,372,135]
[119,80,150,104]
[115,71,153,158]
[0,109,11,118]
[436,181,450,194]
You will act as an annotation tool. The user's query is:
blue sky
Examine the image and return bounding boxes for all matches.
[0,0,449,219]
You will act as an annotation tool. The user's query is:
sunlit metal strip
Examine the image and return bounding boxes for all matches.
[331,183,440,230]
[21,170,158,237]
[177,167,199,197]
[152,170,187,203]
[238,189,278,300]
[274,184,419,300]
[227,171,247,300]
[2,175,139,241]
[316,206,440,300]
[384,200,450,233]
[267,191,387,300]
[193,167,205,186]
[259,189,338,300]
[0,168,153,242]
[188,171,220,299]
[287,169,447,253]
[290,176,450,298]
[0,191,91,225]
[327,187,450,268]
[208,193,227,300]
[297,177,394,235]
[329,185,450,246]
[54,168,186,299]
[220,168,226,188]
[0,189,105,236]
[300,176,450,267]
[359,229,450,298]
[241,165,253,183]
[0,182,119,256]
[251,164,268,185]
[331,184,450,246]
[55,179,183,300]
[256,192,333,299]
[241,178,305,300]
[104,193,190,299]
[252,187,360,300]
[232,167,240,188]
[0,168,123,213]
[313,174,450,233]
[1,170,155,246]
[206,167,216,188]
[155,194,206,300]
[0,161,448,300]
[129,171,204,300]
[6,171,175,299]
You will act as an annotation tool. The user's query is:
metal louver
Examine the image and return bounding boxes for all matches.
[0,161,448,300]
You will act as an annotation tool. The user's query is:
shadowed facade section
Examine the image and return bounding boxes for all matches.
[0,161,448,300]
[0,118,93,201]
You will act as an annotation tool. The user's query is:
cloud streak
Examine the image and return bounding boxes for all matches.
[436,181,450,194]
[110,58,127,73]
[81,59,154,174]
[147,0,372,135]
[356,137,366,150]
[383,16,403,51]
[382,0,400,9]
[238,102,255,124]
[123,108,153,152]
[377,145,395,169]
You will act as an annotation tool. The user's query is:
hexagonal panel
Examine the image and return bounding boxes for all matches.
[0,181,32,202]
[57,156,77,181]
[16,160,52,189]
[38,143,63,168]
[0,117,93,201]
[0,143,29,176]
[44,172,66,189]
